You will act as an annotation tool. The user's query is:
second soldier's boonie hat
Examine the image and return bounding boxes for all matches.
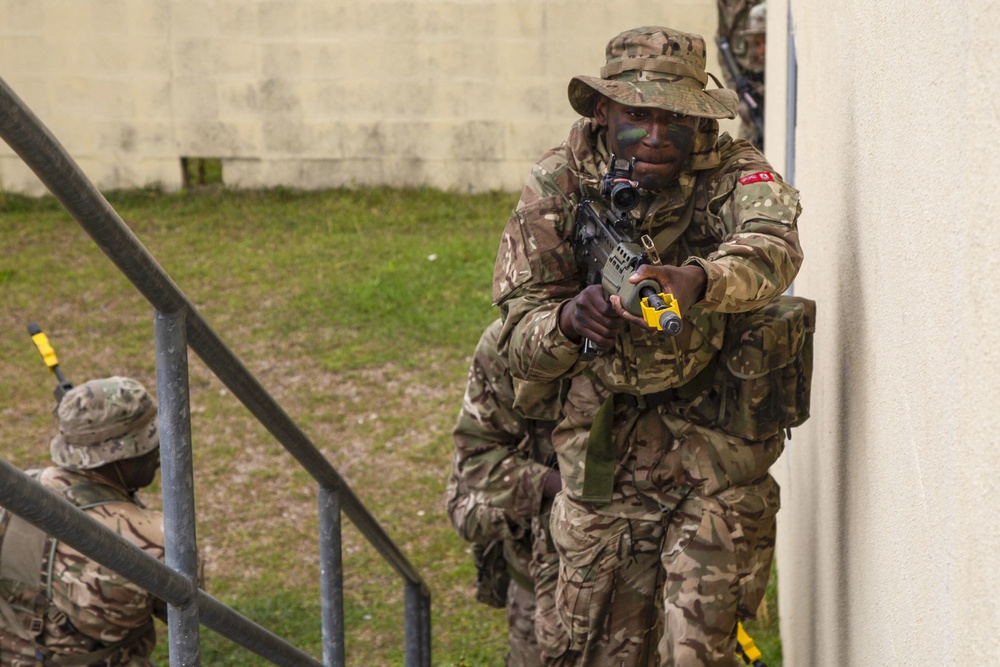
[50,376,159,470]
[568,26,738,120]
[741,3,767,36]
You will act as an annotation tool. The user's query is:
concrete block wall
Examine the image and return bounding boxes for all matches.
[0,0,730,195]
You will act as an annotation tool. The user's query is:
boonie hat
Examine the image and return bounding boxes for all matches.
[742,3,767,36]
[50,376,159,470]
[568,26,738,120]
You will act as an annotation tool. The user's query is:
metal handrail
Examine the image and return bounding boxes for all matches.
[0,75,431,666]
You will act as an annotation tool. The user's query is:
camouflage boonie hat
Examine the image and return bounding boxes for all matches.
[742,3,767,35]
[50,376,159,470]
[568,26,738,120]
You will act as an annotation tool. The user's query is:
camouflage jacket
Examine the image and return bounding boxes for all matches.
[492,119,801,518]
[445,319,558,581]
[0,467,164,667]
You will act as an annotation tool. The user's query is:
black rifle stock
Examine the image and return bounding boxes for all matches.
[717,36,764,147]
[573,157,682,359]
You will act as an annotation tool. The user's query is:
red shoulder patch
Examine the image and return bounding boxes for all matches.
[738,171,775,185]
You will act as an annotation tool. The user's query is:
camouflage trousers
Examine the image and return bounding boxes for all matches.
[546,476,779,667]
[507,507,565,667]
[507,579,543,667]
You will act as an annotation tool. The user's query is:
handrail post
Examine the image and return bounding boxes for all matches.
[404,580,431,667]
[155,308,202,666]
[318,485,345,667]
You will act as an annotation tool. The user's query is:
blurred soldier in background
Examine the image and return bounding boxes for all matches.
[446,319,564,666]
[717,0,767,147]
[0,377,166,666]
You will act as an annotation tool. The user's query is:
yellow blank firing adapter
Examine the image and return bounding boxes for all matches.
[640,292,682,335]
[28,323,59,368]
[28,323,74,403]
[736,621,766,666]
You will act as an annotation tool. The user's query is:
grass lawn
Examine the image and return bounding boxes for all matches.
[0,186,781,666]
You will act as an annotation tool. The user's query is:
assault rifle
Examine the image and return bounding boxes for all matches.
[27,323,74,403]
[572,155,682,359]
[717,35,764,148]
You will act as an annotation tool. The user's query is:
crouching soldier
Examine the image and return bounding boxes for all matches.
[446,319,565,666]
[0,376,165,666]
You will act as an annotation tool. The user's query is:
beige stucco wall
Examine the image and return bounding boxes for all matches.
[768,1,1000,665]
[0,0,733,195]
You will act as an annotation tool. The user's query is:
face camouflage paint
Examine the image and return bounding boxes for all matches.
[616,124,648,148]
[666,123,696,152]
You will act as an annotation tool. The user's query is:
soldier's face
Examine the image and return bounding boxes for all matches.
[119,448,161,490]
[595,97,702,192]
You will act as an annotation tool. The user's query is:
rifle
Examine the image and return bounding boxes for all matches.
[716,35,764,148]
[27,323,74,403]
[572,155,682,359]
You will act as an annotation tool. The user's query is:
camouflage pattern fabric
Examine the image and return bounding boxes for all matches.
[0,467,164,666]
[716,0,766,144]
[506,580,543,667]
[568,27,738,121]
[491,93,800,663]
[50,377,159,471]
[529,506,564,662]
[547,479,777,667]
[445,319,564,665]
[717,0,766,80]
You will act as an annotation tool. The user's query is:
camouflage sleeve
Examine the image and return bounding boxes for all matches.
[447,320,553,544]
[48,503,164,647]
[492,154,585,384]
[685,166,803,312]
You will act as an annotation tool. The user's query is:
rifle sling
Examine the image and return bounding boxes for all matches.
[648,172,702,252]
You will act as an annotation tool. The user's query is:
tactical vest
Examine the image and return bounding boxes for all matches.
[574,139,815,504]
[0,471,148,666]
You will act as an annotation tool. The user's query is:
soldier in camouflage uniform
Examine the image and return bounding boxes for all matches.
[717,0,767,146]
[0,377,165,666]
[492,26,803,667]
[446,319,565,665]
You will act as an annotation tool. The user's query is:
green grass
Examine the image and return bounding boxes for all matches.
[741,560,782,666]
[0,185,782,666]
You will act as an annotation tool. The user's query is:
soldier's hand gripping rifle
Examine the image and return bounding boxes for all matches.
[573,155,682,359]
[28,323,73,403]
[716,35,764,147]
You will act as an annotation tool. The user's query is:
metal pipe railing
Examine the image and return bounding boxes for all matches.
[0,73,431,666]
[0,75,426,595]
[319,486,346,667]
[155,308,203,664]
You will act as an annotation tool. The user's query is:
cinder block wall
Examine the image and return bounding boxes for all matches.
[0,0,730,195]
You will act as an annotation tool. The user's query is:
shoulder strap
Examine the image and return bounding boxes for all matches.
[62,481,132,510]
[43,619,154,666]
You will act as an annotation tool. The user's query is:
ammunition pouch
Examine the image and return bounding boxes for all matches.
[471,541,509,609]
[667,295,816,441]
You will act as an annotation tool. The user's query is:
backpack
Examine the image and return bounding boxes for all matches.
[0,471,149,664]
